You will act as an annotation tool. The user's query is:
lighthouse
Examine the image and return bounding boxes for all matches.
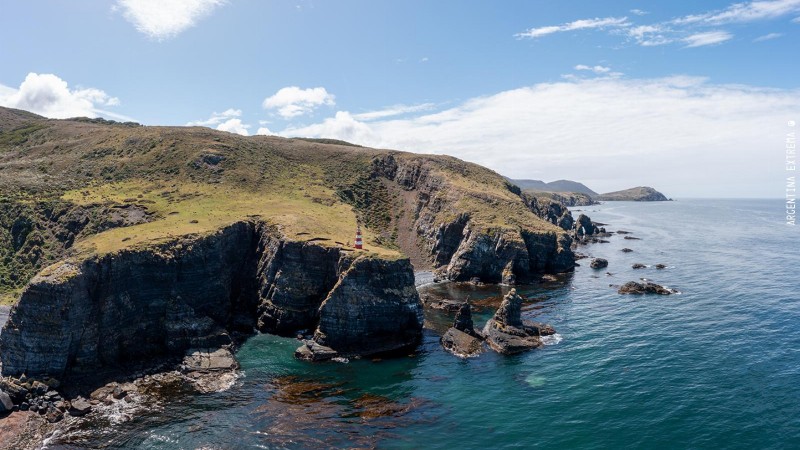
[354,224,363,249]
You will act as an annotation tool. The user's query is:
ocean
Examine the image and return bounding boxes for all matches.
[39,199,800,449]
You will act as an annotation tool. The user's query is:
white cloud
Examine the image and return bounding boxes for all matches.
[793,16,800,21]
[516,17,630,38]
[277,77,798,198]
[256,126,274,135]
[673,0,800,25]
[575,64,611,74]
[753,31,784,40]
[216,118,249,135]
[262,86,335,119]
[115,0,226,40]
[352,103,436,121]
[683,30,734,47]
[187,108,250,135]
[630,9,648,16]
[0,72,121,119]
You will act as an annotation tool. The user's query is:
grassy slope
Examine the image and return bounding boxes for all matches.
[0,108,561,300]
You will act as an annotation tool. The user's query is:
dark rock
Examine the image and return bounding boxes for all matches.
[621,248,633,253]
[618,281,677,295]
[624,236,641,240]
[0,222,422,381]
[655,264,667,269]
[632,263,647,269]
[575,214,597,236]
[68,397,92,416]
[453,302,478,336]
[19,402,29,411]
[590,258,608,269]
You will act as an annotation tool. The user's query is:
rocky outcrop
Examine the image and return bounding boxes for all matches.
[575,214,598,236]
[618,281,678,295]
[0,221,423,382]
[590,258,608,269]
[311,256,423,358]
[441,303,483,357]
[370,154,575,284]
[482,289,555,355]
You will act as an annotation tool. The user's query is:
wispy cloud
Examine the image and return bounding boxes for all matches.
[275,76,797,197]
[515,17,630,39]
[683,30,734,47]
[673,0,800,25]
[262,86,335,119]
[187,108,250,135]
[630,9,648,16]
[115,0,226,40]
[352,103,436,121]
[518,0,800,49]
[753,31,784,41]
[0,73,126,120]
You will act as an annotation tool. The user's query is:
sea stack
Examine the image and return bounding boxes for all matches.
[482,289,556,355]
[441,302,483,357]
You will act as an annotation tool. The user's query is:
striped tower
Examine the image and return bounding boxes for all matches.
[354,224,363,249]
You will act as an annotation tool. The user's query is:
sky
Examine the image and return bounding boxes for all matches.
[1,0,798,198]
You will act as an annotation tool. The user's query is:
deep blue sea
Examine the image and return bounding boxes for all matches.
[46,199,800,449]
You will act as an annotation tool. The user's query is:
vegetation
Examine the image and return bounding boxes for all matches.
[0,106,562,301]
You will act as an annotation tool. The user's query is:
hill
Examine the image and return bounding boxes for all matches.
[523,190,596,207]
[0,107,575,304]
[510,178,598,196]
[596,186,670,201]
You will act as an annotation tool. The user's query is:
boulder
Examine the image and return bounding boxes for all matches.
[655,264,667,269]
[295,340,339,362]
[621,248,633,253]
[482,289,554,355]
[632,263,647,269]
[618,281,677,295]
[68,397,92,416]
[590,258,608,269]
[0,390,13,413]
[441,328,483,357]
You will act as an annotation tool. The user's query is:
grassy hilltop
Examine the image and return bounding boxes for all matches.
[0,107,564,303]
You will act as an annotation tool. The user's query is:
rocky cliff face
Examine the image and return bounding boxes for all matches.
[0,221,422,381]
[370,155,575,284]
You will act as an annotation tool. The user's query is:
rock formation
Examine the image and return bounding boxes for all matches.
[596,186,669,202]
[632,263,646,269]
[441,302,484,357]
[618,281,678,295]
[590,258,608,269]
[482,289,555,355]
[0,221,423,382]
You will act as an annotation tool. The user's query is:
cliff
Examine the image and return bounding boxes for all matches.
[0,221,422,380]
[596,186,670,201]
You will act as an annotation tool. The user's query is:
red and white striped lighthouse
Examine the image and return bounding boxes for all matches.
[354,224,363,249]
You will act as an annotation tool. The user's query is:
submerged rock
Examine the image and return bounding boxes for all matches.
[621,248,633,253]
[482,289,554,355]
[655,264,667,269]
[618,281,677,295]
[632,263,647,269]
[590,258,608,269]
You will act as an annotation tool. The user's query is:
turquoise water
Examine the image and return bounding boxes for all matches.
[55,199,800,449]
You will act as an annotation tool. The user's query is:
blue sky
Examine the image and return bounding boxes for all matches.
[1,0,799,197]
